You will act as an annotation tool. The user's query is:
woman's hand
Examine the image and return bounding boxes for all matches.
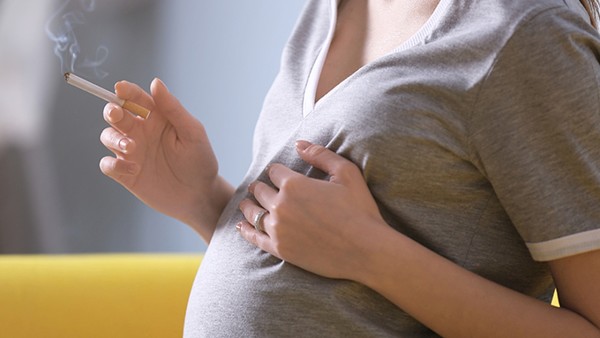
[238,142,600,338]
[99,78,233,241]
[237,140,388,281]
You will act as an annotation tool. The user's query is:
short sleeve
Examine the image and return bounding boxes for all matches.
[470,7,600,261]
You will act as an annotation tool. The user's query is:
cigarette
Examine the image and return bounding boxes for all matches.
[64,72,150,119]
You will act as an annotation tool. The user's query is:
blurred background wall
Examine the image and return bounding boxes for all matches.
[0,0,305,253]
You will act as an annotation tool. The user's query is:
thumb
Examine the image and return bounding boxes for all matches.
[150,78,203,140]
[295,140,360,184]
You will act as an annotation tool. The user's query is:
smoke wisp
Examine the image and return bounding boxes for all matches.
[45,0,108,79]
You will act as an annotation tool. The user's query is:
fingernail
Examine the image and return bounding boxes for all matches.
[155,78,169,92]
[108,107,120,123]
[248,182,256,193]
[235,222,242,232]
[119,138,130,152]
[296,140,311,151]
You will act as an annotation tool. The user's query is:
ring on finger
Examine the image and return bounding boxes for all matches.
[253,210,268,233]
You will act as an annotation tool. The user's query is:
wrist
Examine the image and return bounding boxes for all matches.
[350,219,406,288]
[184,175,235,242]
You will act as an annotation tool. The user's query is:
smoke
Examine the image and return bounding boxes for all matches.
[45,0,108,79]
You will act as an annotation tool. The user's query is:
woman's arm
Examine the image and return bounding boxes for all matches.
[237,141,600,337]
[360,225,600,337]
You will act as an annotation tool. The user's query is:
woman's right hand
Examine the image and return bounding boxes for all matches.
[99,78,234,241]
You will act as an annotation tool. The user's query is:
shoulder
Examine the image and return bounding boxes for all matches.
[284,0,331,52]
[470,0,600,111]
[493,0,598,52]
[445,0,597,49]
[466,0,600,181]
[428,1,599,79]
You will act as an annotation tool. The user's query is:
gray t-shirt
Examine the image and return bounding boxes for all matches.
[184,0,600,336]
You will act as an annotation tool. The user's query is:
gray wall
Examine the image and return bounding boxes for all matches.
[0,0,305,253]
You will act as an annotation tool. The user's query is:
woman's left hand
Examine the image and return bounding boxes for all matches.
[237,140,388,281]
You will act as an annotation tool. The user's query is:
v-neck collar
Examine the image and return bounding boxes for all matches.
[301,0,451,118]
[301,0,339,118]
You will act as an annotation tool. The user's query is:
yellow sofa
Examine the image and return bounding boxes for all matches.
[0,254,560,338]
[0,254,203,338]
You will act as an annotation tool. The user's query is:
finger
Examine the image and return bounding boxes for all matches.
[267,163,305,190]
[249,181,279,211]
[99,156,140,178]
[100,127,136,155]
[295,140,361,184]
[103,103,137,136]
[239,199,271,233]
[114,80,155,111]
[150,78,204,141]
[236,221,277,255]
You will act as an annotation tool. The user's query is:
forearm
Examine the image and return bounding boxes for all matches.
[185,175,235,243]
[357,226,600,338]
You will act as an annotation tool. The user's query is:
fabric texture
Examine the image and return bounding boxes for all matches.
[184,0,600,336]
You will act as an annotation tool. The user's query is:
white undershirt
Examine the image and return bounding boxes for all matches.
[302,0,339,118]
